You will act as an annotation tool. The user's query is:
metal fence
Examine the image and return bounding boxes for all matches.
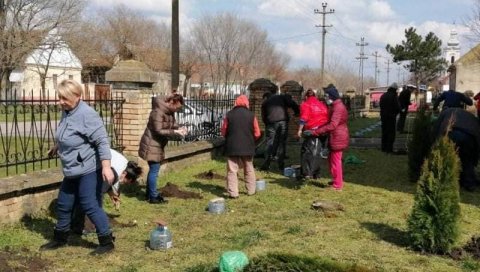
[170,94,236,145]
[0,89,124,177]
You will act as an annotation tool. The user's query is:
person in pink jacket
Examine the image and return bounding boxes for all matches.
[221,95,261,198]
[303,84,349,190]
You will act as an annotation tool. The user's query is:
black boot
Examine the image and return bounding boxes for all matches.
[40,228,69,251]
[91,233,115,255]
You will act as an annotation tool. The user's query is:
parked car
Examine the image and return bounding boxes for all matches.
[175,100,227,141]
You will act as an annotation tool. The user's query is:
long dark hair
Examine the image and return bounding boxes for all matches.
[125,161,143,182]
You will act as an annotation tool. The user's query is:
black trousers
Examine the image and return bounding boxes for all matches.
[448,129,479,189]
[381,116,396,153]
[262,121,287,170]
[301,136,322,178]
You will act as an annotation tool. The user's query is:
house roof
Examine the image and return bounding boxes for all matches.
[455,43,480,66]
[25,29,82,69]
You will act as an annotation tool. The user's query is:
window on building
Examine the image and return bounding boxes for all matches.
[69,75,73,80]
[451,56,455,64]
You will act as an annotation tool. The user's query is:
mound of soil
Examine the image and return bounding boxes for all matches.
[450,236,480,260]
[160,182,203,199]
[464,236,480,258]
[194,170,225,180]
[0,247,51,272]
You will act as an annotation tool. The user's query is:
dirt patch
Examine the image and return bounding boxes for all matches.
[160,182,203,199]
[0,247,51,272]
[194,170,225,180]
[450,236,480,260]
[463,236,480,259]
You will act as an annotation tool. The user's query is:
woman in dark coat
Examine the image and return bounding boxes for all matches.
[138,91,186,203]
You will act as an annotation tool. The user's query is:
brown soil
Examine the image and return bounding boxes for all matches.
[194,170,225,180]
[160,182,203,199]
[449,236,480,260]
[463,236,480,259]
[0,247,51,272]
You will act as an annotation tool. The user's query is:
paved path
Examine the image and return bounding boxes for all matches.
[0,120,59,138]
[350,136,409,150]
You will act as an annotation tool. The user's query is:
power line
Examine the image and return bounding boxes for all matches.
[314,2,334,88]
[385,59,391,86]
[269,31,322,42]
[356,37,368,95]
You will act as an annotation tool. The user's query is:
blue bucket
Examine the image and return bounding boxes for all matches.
[283,167,294,177]
[256,180,266,191]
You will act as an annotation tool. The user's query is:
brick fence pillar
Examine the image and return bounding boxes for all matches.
[111,89,152,158]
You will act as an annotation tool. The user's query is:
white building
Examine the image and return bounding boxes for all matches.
[9,29,82,99]
[441,28,461,91]
[444,28,461,66]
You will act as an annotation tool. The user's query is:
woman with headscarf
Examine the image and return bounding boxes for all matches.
[221,95,261,198]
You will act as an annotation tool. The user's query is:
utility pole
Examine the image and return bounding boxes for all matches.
[356,37,368,95]
[372,51,381,86]
[385,59,391,86]
[171,0,180,91]
[314,3,334,88]
[396,64,401,84]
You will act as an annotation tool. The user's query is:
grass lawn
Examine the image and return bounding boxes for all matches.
[1,143,480,271]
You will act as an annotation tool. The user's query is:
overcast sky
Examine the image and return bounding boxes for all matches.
[87,0,477,85]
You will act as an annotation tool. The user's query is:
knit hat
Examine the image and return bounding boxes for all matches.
[389,82,398,89]
[234,95,249,108]
[323,84,340,100]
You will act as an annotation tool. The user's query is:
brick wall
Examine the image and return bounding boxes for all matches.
[0,169,63,224]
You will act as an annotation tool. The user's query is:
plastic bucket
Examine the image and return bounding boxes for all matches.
[291,165,301,178]
[256,180,266,191]
[283,167,294,177]
[208,197,225,214]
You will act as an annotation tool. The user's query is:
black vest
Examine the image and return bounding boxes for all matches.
[224,107,255,156]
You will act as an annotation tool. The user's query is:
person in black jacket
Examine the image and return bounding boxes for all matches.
[432,108,480,191]
[380,83,400,153]
[221,95,261,198]
[260,90,300,171]
[397,85,412,133]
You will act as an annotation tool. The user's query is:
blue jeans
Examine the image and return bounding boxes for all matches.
[146,161,161,200]
[55,169,111,236]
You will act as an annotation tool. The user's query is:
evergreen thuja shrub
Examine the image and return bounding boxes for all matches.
[408,108,433,182]
[407,136,461,254]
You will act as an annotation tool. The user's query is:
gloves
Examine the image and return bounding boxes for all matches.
[302,130,314,137]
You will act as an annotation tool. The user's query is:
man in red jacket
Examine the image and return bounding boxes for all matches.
[303,84,349,190]
[221,95,261,198]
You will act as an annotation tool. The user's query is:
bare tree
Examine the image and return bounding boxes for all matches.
[191,13,288,95]
[465,0,480,59]
[0,0,85,89]
[68,4,171,74]
[179,39,201,96]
